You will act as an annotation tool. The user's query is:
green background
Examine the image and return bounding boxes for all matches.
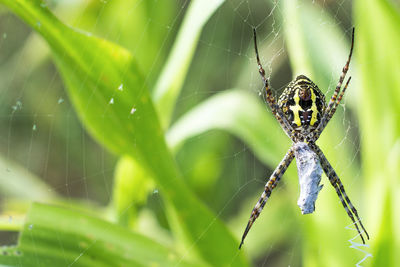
[0,0,398,266]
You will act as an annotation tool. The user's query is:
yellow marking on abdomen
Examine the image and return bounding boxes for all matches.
[289,89,302,126]
[309,89,318,125]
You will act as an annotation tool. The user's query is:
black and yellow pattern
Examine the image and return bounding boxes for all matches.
[278,75,326,131]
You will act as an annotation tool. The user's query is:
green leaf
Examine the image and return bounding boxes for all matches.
[153,0,225,128]
[167,89,302,259]
[283,0,353,93]
[111,156,154,228]
[0,203,205,267]
[0,156,57,202]
[355,0,400,266]
[0,1,248,265]
[111,0,224,233]
[167,89,289,166]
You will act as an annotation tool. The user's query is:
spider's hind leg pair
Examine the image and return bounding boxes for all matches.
[239,28,369,249]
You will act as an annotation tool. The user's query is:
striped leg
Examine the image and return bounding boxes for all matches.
[239,147,295,249]
[314,76,351,140]
[316,28,354,136]
[311,144,369,244]
[327,76,351,120]
[253,28,294,139]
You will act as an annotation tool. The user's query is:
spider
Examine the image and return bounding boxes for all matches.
[239,28,369,249]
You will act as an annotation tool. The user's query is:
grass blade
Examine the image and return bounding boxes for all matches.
[355,0,400,265]
[0,1,248,265]
[167,89,289,166]
[0,203,206,267]
[153,0,225,128]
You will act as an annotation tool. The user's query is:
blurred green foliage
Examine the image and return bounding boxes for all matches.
[0,0,398,266]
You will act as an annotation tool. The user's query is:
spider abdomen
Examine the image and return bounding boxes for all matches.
[278,75,326,132]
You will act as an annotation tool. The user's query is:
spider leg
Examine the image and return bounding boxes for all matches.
[315,28,354,137]
[328,76,351,120]
[314,76,351,140]
[239,147,295,249]
[253,28,294,139]
[311,143,369,243]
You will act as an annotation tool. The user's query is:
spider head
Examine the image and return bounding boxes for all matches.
[278,75,326,137]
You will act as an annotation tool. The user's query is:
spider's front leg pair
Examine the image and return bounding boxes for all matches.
[239,28,368,249]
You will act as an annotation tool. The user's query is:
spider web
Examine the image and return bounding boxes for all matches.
[0,0,371,266]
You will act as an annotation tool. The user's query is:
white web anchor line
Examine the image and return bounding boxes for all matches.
[345,222,372,267]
